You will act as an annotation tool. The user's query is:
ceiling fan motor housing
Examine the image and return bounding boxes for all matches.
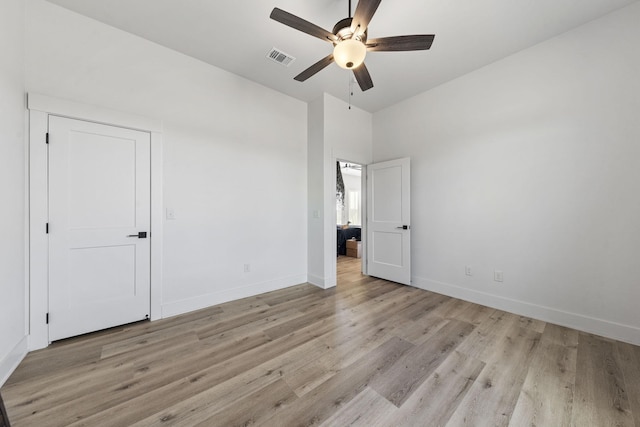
[332,18,367,44]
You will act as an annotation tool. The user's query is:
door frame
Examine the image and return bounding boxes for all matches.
[27,93,164,350]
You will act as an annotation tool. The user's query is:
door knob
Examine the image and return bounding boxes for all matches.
[127,231,148,238]
[396,225,410,230]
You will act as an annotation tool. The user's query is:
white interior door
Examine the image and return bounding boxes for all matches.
[48,116,151,341]
[366,158,411,285]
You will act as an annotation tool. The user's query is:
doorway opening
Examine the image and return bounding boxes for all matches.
[336,161,363,284]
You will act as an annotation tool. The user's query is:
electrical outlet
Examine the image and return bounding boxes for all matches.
[465,265,472,276]
[494,270,504,282]
[244,264,250,273]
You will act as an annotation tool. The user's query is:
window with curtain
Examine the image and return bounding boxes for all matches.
[348,190,361,225]
[337,199,346,225]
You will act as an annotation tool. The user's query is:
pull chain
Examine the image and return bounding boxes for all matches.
[348,0,353,110]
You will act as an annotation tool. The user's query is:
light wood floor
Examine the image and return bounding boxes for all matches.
[2,256,640,426]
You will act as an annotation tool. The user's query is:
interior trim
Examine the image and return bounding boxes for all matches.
[27,93,163,350]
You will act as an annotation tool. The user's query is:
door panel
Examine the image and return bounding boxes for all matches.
[48,116,151,341]
[367,158,411,285]
[67,133,137,228]
[371,231,404,266]
[68,245,136,304]
[371,166,403,222]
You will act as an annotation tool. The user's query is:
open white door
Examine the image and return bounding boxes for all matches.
[366,158,411,285]
[48,116,151,341]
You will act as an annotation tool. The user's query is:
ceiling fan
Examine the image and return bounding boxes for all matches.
[270,0,435,92]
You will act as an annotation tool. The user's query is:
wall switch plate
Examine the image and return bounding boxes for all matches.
[494,270,504,282]
[166,208,176,220]
[465,266,472,276]
[244,264,250,273]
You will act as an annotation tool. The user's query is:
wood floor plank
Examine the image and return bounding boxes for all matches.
[3,257,640,426]
[571,333,634,426]
[3,332,201,424]
[615,340,640,427]
[3,361,135,423]
[283,359,336,397]
[541,322,579,348]
[414,296,462,321]
[319,313,399,371]
[193,379,298,427]
[508,328,577,427]
[197,329,274,367]
[72,326,337,426]
[3,340,103,386]
[318,289,434,371]
[68,305,222,351]
[5,305,226,388]
[517,315,546,333]
[454,310,521,363]
[277,285,416,391]
[441,299,496,326]
[447,325,542,426]
[258,283,324,307]
[380,350,486,427]
[127,335,334,426]
[370,319,475,407]
[394,315,450,345]
[319,387,397,427]
[195,299,305,341]
[263,336,414,426]
[260,280,395,341]
[17,313,337,426]
[391,290,449,322]
[100,324,202,359]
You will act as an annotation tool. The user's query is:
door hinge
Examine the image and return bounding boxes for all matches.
[46,223,49,234]
[46,313,49,324]
[46,133,49,144]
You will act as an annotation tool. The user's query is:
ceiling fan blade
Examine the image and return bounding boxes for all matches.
[270,8,337,43]
[366,35,435,51]
[294,54,335,82]
[350,0,382,36]
[353,63,374,91]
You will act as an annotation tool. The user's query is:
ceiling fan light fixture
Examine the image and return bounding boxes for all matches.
[333,39,366,69]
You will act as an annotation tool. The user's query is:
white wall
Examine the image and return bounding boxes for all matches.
[307,93,372,288]
[307,98,326,286]
[0,0,27,385]
[373,3,640,344]
[325,94,373,166]
[25,0,308,318]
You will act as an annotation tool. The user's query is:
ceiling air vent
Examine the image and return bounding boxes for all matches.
[267,48,295,67]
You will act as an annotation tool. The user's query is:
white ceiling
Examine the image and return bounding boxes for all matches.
[340,162,362,176]
[46,0,637,112]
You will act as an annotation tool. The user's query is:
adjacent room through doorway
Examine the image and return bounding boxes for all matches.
[336,161,363,280]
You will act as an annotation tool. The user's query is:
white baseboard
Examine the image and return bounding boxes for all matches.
[412,276,640,346]
[0,336,28,387]
[307,274,336,290]
[161,274,308,318]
